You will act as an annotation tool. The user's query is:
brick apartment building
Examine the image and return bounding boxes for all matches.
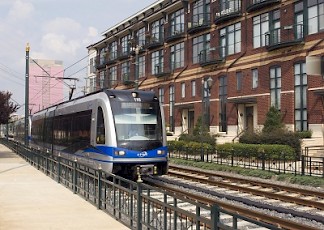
[87,0,324,146]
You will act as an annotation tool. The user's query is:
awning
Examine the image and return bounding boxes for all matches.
[312,88,324,95]
[227,96,257,104]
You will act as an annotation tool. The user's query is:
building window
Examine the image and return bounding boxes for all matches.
[270,66,281,109]
[219,76,227,132]
[152,49,164,75]
[99,48,106,65]
[219,0,241,13]
[192,0,211,26]
[120,35,131,57]
[136,27,146,47]
[89,77,96,92]
[169,85,175,132]
[170,8,185,35]
[109,41,118,60]
[294,62,307,131]
[193,33,210,64]
[89,57,95,73]
[181,82,186,98]
[252,69,258,89]
[108,66,117,86]
[151,18,164,42]
[220,22,241,57]
[159,87,164,104]
[253,10,280,48]
[121,61,130,81]
[294,1,304,39]
[170,42,184,70]
[138,56,145,78]
[99,70,105,88]
[308,0,324,34]
[236,71,242,91]
[191,80,196,97]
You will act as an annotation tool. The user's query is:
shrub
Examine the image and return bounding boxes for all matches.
[239,130,301,157]
[216,143,296,160]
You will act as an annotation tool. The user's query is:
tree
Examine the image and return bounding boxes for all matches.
[0,91,19,124]
[262,106,284,133]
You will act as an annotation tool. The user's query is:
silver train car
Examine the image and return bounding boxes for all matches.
[30,89,168,178]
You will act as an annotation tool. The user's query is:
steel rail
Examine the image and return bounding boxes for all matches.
[152,181,319,230]
[170,164,324,199]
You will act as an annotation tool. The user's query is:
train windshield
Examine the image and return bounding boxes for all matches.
[111,101,163,142]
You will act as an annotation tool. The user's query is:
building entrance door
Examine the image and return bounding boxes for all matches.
[188,111,195,135]
[245,106,254,132]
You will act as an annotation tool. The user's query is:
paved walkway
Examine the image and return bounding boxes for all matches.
[0,144,129,230]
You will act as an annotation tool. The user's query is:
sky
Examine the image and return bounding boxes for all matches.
[0,0,157,115]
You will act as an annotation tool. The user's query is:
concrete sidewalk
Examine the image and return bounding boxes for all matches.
[0,144,129,230]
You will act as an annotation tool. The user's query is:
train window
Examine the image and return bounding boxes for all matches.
[111,100,162,142]
[96,107,105,144]
[53,110,91,150]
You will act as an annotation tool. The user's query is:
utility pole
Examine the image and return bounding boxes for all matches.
[25,43,30,146]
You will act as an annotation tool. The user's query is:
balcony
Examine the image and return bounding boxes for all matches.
[118,49,131,61]
[214,1,242,25]
[165,23,185,43]
[96,55,106,70]
[187,14,211,35]
[265,24,304,51]
[153,64,171,78]
[246,0,281,13]
[106,52,118,65]
[122,73,134,85]
[107,79,117,88]
[199,47,225,67]
[145,35,164,50]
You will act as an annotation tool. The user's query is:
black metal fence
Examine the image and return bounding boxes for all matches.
[169,146,324,178]
[1,140,281,230]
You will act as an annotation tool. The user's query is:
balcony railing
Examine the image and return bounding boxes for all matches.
[165,23,185,43]
[107,51,118,65]
[187,13,211,34]
[95,55,106,69]
[118,48,131,60]
[145,34,164,50]
[265,24,304,51]
[198,47,225,67]
[246,0,281,13]
[214,1,242,24]
[122,73,134,85]
[153,64,171,78]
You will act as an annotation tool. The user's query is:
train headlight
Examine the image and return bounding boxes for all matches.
[115,150,126,156]
[157,150,165,155]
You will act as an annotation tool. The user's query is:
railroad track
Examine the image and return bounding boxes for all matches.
[168,164,324,213]
[141,164,324,229]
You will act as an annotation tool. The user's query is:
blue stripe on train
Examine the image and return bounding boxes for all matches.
[83,145,168,159]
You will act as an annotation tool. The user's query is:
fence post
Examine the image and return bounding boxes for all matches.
[137,181,142,230]
[73,160,77,194]
[97,169,102,209]
[301,155,305,176]
[211,204,220,230]
[231,148,234,167]
[57,155,61,184]
[262,150,265,171]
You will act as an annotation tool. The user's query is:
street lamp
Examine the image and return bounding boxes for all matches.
[200,76,213,161]
[131,45,141,90]
[201,76,213,131]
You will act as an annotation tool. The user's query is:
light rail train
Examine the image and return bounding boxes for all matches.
[28,89,168,178]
